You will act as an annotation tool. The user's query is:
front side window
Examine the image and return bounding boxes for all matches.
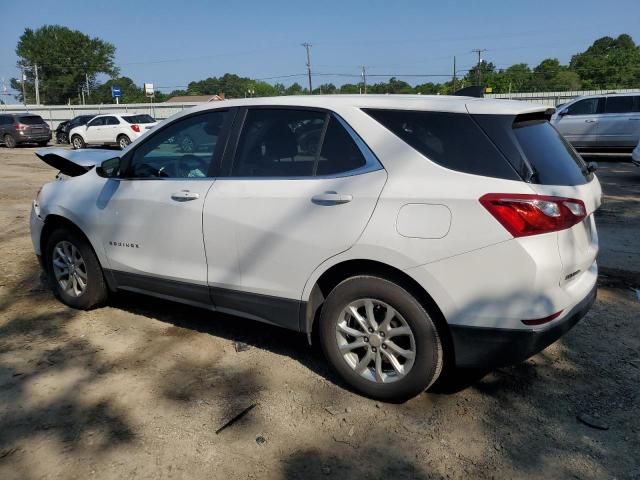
[604,96,634,114]
[127,111,228,179]
[231,109,367,177]
[566,98,600,116]
[88,117,106,127]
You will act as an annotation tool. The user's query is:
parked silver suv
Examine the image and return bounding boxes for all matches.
[551,93,640,150]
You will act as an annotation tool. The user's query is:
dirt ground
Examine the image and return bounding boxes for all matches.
[0,146,638,480]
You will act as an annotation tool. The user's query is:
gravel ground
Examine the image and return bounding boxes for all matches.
[0,146,638,480]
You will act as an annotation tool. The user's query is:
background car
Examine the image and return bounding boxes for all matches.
[551,93,640,150]
[69,113,157,149]
[632,141,640,167]
[0,113,51,148]
[55,114,96,144]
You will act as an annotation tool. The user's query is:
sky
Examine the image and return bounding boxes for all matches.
[2,0,640,101]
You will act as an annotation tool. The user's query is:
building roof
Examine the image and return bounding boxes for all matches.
[164,94,224,103]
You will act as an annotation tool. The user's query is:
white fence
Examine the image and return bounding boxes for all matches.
[486,88,640,106]
[3,88,640,129]
[0,102,202,129]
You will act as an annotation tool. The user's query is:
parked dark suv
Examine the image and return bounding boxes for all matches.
[0,113,51,148]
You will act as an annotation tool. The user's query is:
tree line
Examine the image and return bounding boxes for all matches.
[10,25,640,105]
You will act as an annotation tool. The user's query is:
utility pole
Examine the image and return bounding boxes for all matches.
[361,66,367,94]
[85,73,90,100]
[302,42,313,94]
[20,66,27,105]
[471,48,487,86]
[452,56,457,94]
[34,64,40,105]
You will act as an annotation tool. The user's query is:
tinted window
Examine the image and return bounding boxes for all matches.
[364,109,517,179]
[88,117,106,127]
[123,115,155,124]
[232,109,326,177]
[0,116,12,125]
[513,121,588,186]
[316,117,366,175]
[18,115,46,125]
[566,98,599,115]
[605,96,633,114]
[128,111,227,179]
[104,116,120,125]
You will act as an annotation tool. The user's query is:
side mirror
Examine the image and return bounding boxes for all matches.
[586,161,598,173]
[96,157,121,178]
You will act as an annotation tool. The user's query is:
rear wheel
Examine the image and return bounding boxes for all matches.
[45,228,108,309]
[319,276,443,402]
[3,134,16,148]
[117,135,131,149]
[71,135,85,149]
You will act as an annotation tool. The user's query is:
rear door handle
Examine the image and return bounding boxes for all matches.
[629,118,640,121]
[311,191,353,205]
[171,190,200,202]
[584,119,597,123]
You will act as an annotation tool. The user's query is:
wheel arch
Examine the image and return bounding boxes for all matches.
[303,258,454,367]
[40,214,116,291]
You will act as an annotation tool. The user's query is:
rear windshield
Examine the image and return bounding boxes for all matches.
[123,115,155,124]
[512,120,589,185]
[363,109,519,180]
[18,115,46,125]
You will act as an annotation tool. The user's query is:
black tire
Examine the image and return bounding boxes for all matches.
[56,132,67,144]
[319,276,443,402]
[3,134,16,148]
[117,135,131,149]
[45,228,108,310]
[71,135,85,149]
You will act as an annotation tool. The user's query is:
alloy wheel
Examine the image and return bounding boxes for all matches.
[336,298,416,383]
[52,240,88,297]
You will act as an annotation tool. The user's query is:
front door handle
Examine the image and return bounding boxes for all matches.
[585,119,597,123]
[311,191,353,205]
[171,190,200,202]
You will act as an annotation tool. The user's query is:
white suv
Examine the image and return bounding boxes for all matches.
[30,95,600,401]
[69,113,157,150]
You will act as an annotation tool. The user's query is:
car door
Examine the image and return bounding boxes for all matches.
[102,116,121,143]
[597,95,640,148]
[202,107,386,327]
[85,116,106,144]
[95,109,233,304]
[554,97,603,147]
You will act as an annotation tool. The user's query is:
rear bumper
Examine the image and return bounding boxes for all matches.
[18,132,51,143]
[450,283,597,368]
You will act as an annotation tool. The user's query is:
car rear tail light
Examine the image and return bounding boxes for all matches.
[522,310,563,326]
[479,193,586,237]
[130,124,140,133]
[15,123,27,131]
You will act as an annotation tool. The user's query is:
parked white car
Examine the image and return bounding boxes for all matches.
[31,95,600,401]
[632,141,640,167]
[69,113,157,150]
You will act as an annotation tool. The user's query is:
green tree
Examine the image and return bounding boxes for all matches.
[10,25,118,104]
[570,34,640,88]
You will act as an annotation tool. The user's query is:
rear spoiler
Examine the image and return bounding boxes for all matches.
[35,148,120,177]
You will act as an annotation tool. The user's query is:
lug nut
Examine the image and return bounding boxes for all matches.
[381,344,387,350]
[368,328,374,333]
[363,337,369,342]
[379,331,385,337]
[372,347,377,352]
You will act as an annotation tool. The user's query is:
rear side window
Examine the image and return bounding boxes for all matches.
[104,116,120,125]
[512,120,589,186]
[604,96,634,114]
[18,115,45,125]
[363,109,518,180]
[316,117,366,175]
[0,116,12,125]
[123,114,155,124]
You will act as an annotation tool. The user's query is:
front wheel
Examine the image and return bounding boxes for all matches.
[319,276,443,402]
[56,132,67,144]
[45,228,108,309]
[117,135,131,149]
[71,135,85,149]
